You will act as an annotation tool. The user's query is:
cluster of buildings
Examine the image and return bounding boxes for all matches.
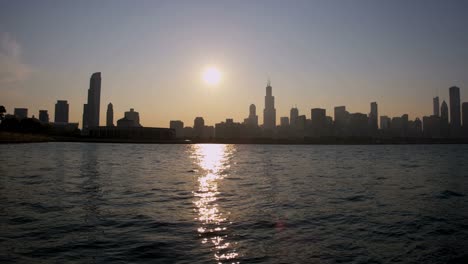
[7,72,174,140]
[11,100,78,134]
[170,83,468,139]
[5,72,468,141]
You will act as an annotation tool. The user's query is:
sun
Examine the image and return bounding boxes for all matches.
[202,67,222,86]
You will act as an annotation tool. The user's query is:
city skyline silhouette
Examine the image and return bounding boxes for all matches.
[1,1,468,127]
[2,71,467,142]
[2,71,467,130]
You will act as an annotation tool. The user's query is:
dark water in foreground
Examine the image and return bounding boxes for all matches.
[0,143,467,264]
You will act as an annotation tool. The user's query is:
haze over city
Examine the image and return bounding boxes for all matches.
[1,0,467,127]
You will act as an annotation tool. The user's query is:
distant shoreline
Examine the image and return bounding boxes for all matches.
[2,133,468,145]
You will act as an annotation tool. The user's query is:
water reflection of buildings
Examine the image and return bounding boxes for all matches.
[191,144,239,264]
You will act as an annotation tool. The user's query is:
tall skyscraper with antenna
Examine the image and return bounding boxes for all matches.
[263,80,276,130]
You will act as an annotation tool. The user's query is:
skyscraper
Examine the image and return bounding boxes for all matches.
[194,117,205,138]
[441,100,449,137]
[441,101,449,122]
[39,110,49,123]
[449,86,461,136]
[290,107,299,128]
[106,103,114,127]
[369,102,378,131]
[311,108,326,136]
[334,106,347,124]
[263,80,276,130]
[83,72,101,129]
[433,96,440,117]
[247,104,258,127]
[55,100,69,123]
[334,106,348,136]
[311,108,326,127]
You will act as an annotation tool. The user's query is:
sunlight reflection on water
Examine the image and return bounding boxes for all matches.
[191,144,239,264]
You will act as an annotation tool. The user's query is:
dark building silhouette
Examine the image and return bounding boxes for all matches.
[170,120,184,138]
[242,104,262,138]
[193,117,205,138]
[380,116,391,130]
[117,117,135,128]
[14,108,28,119]
[38,110,49,123]
[123,108,141,127]
[54,100,69,123]
[106,103,114,127]
[245,104,258,127]
[50,122,79,135]
[441,100,449,137]
[463,102,468,136]
[183,127,193,138]
[83,72,101,129]
[369,102,378,132]
[325,116,333,135]
[296,115,306,131]
[408,118,423,137]
[280,117,289,127]
[290,107,299,128]
[334,106,349,136]
[391,114,409,137]
[215,119,242,139]
[423,115,441,138]
[349,113,368,136]
[311,108,326,136]
[82,105,88,129]
[205,126,215,139]
[433,96,440,117]
[263,80,276,130]
[334,106,348,125]
[449,86,461,136]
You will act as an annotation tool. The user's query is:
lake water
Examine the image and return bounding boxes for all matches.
[0,143,467,263]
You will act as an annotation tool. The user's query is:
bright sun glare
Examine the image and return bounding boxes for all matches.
[202,67,221,86]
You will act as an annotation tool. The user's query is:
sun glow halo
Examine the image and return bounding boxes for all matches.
[202,67,222,86]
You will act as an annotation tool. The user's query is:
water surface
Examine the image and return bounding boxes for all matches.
[0,143,467,263]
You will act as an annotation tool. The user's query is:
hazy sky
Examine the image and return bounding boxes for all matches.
[1,0,467,127]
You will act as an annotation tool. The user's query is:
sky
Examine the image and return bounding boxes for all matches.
[1,0,467,128]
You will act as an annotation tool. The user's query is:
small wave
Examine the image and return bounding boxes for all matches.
[436,190,465,199]
[400,163,421,168]
[344,195,369,202]
[39,167,54,172]
[8,216,37,225]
